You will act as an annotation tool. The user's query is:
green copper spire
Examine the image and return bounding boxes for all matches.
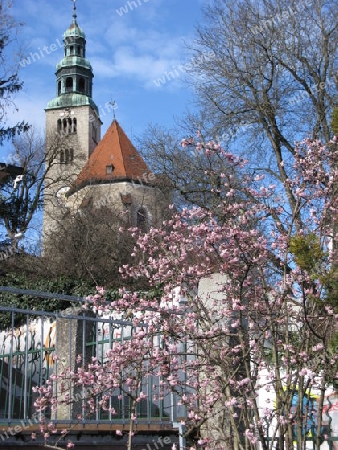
[46,0,97,112]
[64,0,85,39]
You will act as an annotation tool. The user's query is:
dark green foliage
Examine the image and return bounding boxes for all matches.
[289,233,338,310]
[289,233,325,273]
[320,269,338,310]
[0,1,29,143]
[0,121,30,144]
[0,261,163,327]
[332,107,338,136]
[0,270,95,327]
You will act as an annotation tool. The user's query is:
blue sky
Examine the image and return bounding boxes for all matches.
[1,0,208,161]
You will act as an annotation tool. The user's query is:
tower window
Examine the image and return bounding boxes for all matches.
[64,148,74,164]
[78,77,85,93]
[70,45,74,55]
[65,77,73,93]
[77,46,82,56]
[60,150,64,164]
[137,207,148,232]
[59,117,76,135]
[92,123,98,143]
[58,81,61,96]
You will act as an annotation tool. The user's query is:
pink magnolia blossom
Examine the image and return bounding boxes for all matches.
[34,138,338,450]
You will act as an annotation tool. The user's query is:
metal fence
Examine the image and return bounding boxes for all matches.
[0,294,173,427]
[0,306,56,423]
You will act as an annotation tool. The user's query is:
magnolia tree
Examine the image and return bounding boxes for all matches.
[34,137,338,450]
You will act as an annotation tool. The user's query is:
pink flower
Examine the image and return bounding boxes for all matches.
[96,286,106,296]
[116,429,123,436]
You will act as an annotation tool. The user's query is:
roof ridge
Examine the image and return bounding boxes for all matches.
[115,120,127,176]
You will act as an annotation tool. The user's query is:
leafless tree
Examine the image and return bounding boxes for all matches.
[190,0,337,180]
[140,0,337,235]
[44,203,138,288]
[137,124,244,213]
[0,128,76,252]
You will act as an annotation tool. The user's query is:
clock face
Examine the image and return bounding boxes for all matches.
[56,186,70,205]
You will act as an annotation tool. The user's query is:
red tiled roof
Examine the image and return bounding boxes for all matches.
[74,120,154,188]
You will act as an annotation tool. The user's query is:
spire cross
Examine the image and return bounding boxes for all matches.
[109,101,116,120]
[72,0,77,20]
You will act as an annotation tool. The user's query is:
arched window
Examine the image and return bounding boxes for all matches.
[58,81,61,96]
[77,46,82,56]
[78,77,85,93]
[63,118,67,131]
[65,149,70,164]
[57,119,62,132]
[137,207,148,232]
[68,117,72,134]
[73,118,77,134]
[70,45,74,55]
[69,148,74,162]
[60,150,64,164]
[65,77,73,93]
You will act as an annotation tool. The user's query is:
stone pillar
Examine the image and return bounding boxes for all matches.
[55,307,94,420]
[198,274,235,448]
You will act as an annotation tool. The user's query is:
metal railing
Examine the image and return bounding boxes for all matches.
[1,287,337,450]
[0,306,56,423]
[0,291,173,427]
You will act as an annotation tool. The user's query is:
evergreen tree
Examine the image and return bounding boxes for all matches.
[0,0,28,144]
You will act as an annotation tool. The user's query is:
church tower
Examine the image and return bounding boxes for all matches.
[43,2,170,258]
[43,1,101,247]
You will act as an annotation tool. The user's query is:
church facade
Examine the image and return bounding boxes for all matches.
[43,4,168,253]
